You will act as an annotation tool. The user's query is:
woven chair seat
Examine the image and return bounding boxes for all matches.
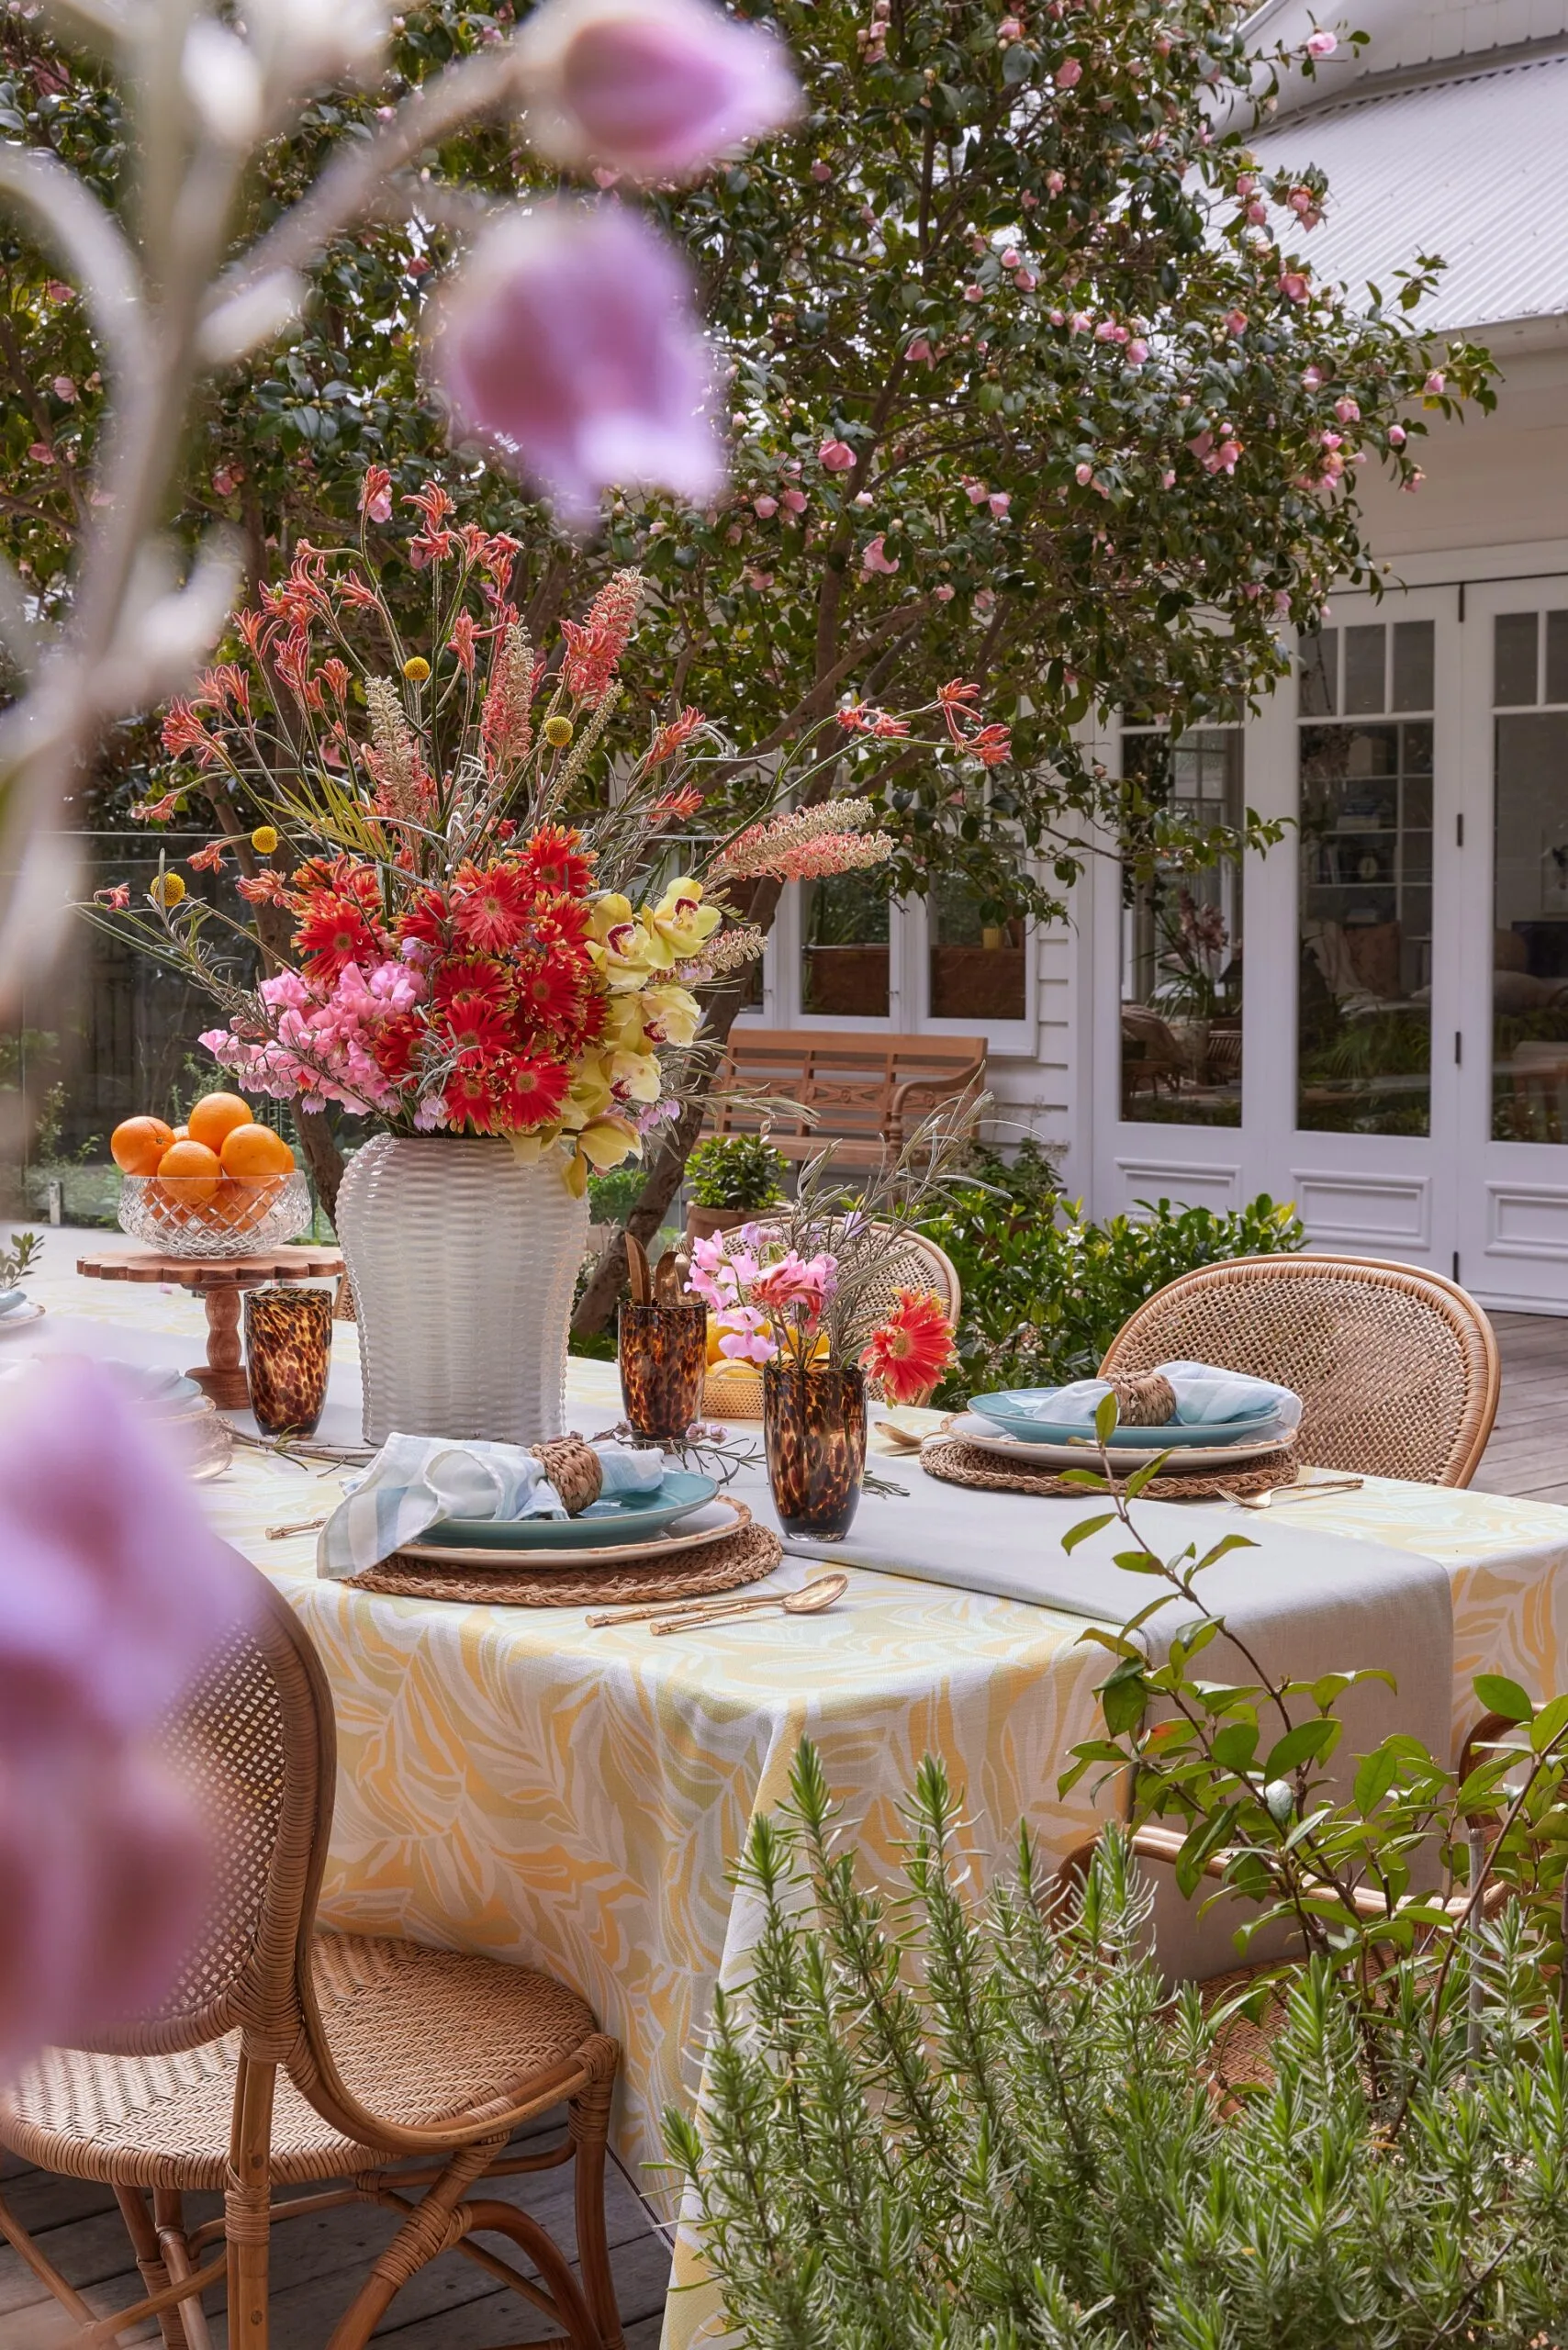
[1,1930,598,2192]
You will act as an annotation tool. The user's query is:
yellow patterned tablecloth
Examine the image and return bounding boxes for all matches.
[14,1244,1568,2348]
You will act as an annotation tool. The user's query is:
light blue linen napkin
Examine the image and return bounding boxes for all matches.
[318,1434,665,1580]
[0,1287,26,1316]
[995,1359,1303,1432]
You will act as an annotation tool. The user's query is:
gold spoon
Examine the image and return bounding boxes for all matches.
[1219,1476,1363,1513]
[588,1572,848,1631]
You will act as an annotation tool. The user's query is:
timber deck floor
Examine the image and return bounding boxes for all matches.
[4,1309,1567,2345]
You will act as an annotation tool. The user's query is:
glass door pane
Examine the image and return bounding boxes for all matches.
[1492,610,1568,1143]
[928,880,1025,1020]
[1296,622,1434,1135]
[1119,729,1244,1126]
[800,874,890,1017]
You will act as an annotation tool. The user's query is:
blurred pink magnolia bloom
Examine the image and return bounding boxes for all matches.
[516,0,799,178]
[431,206,724,532]
[0,1358,254,2078]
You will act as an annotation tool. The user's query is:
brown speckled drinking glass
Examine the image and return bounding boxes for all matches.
[762,1361,867,1540]
[619,1302,707,1441]
[244,1283,333,1437]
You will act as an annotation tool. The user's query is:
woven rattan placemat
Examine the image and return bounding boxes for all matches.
[919,1438,1300,1502]
[349,1518,784,1607]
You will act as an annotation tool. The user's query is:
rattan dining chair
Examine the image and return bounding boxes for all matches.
[1098,1252,1500,1486]
[0,1563,623,2350]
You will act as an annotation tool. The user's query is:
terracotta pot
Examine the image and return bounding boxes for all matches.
[762,1361,867,1540]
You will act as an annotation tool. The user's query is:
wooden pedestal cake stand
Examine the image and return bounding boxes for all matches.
[76,1244,345,1410]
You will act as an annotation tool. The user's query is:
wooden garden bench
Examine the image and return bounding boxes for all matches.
[704,1026,987,1168]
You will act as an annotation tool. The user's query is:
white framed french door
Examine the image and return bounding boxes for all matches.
[1454,576,1568,1308]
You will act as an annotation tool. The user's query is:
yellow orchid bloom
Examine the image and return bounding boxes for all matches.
[644,876,722,962]
[508,1125,563,1169]
[588,890,663,990]
[639,982,702,1047]
[607,1046,664,1103]
[599,993,653,1052]
[576,1116,643,1173]
[564,1061,615,1126]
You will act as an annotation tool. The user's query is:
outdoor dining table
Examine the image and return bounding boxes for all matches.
[15,1247,1568,2350]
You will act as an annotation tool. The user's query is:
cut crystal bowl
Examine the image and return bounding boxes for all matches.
[117,1170,314,1259]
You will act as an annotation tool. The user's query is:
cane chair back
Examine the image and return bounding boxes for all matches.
[84,1571,333,2061]
[1098,1253,1499,1486]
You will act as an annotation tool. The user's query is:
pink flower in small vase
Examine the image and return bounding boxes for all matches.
[514,0,800,178]
[430,206,724,533]
[716,1306,778,1364]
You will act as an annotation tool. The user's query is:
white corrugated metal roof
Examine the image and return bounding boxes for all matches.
[1243,0,1568,118]
[1253,48,1568,333]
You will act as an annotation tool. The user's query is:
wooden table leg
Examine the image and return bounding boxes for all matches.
[187,1281,252,1411]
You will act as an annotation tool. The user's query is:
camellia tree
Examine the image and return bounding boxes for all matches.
[0,0,1494,1323]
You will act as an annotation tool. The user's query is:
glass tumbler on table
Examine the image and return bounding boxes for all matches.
[619,1302,707,1441]
[244,1283,333,1437]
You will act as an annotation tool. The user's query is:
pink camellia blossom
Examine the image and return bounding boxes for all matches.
[1070,310,1092,334]
[997,14,1025,41]
[0,1358,255,2079]
[811,158,833,182]
[1335,397,1360,423]
[963,283,984,303]
[1302,364,1325,389]
[1014,268,1037,292]
[1001,248,1021,270]
[1388,423,1406,447]
[51,375,77,403]
[430,206,723,533]
[861,532,901,575]
[1246,199,1267,224]
[905,336,934,364]
[1047,169,1066,194]
[753,494,778,518]
[854,489,874,507]
[989,491,1011,517]
[1425,369,1446,396]
[1056,53,1082,84]
[780,487,808,513]
[963,476,989,505]
[818,437,856,472]
[1226,309,1248,337]
[513,0,799,178]
[1305,27,1337,55]
[1160,467,1176,488]
[1279,272,1309,303]
[1126,338,1149,366]
[934,582,955,601]
[1235,173,1255,198]
[1074,462,1093,486]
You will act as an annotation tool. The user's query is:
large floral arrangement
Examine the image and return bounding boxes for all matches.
[85,476,1008,1196]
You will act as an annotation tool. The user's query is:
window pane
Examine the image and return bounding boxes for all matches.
[1344,625,1386,715]
[1299,632,1337,716]
[1495,613,1539,707]
[1297,718,1432,1135]
[1546,611,1568,707]
[1120,731,1244,1128]
[1392,621,1435,712]
[1492,712,1568,1142]
[928,882,1025,1020]
[801,875,890,1017]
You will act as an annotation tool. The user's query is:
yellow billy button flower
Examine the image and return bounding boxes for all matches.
[250,825,279,856]
[149,870,186,910]
[401,656,431,684]
[543,714,575,748]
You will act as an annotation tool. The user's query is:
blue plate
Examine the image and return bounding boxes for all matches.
[413,1469,719,1552]
[967,1392,1285,1449]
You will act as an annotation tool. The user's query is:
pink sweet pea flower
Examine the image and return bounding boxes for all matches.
[819,437,856,472]
[0,1359,255,2078]
[430,205,723,534]
[514,0,800,178]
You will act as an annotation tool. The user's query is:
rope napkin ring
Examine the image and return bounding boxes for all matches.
[531,1436,602,1516]
[1107,1371,1177,1427]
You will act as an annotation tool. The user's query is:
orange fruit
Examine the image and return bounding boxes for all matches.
[186,1091,254,1154]
[111,1114,175,1176]
[215,1175,282,1234]
[172,1125,189,1141]
[218,1122,295,1178]
[155,1136,223,1206]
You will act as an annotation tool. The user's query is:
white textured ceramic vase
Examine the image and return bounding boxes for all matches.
[335,1134,591,1446]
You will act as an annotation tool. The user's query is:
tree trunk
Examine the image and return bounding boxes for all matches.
[293,1102,345,1223]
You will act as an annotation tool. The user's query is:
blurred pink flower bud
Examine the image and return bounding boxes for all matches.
[1279,272,1309,303]
[1047,169,1065,194]
[1070,310,1092,334]
[1425,369,1445,395]
[1049,307,1065,324]
[997,15,1025,41]
[51,375,77,403]
[963,282,984,302]
[1388,423,1406,446]
[1235,173,1255,198]
[934,582,955,601]
[989,491,1011,516]
[811,158,833,182]
[1246,200,1267,224]
[1126,338,1149,365]
[1160,467,1176,487]
[1226,309,1248,336]
[1303,364,1325,388]
[1305,28,1336,55]
[854,488,874,507]
[1335,397,1360,422]
[753,494,778,517]
[780,486,808,512]
[1075,462,1093,485]
[1056,54,1081,84]
[974,587,996,612]
[1403,466,1425,490]
[963,476,990,503]
[861,532,901,574]
[819,437,856,471]
[905,335,934,364]
[1288,186,1312,215]
[431,205,724,533]
[1001,248,1021,269]
[515,0,800,178]
[0,1359,255,2077]
[1014,268,1037,291]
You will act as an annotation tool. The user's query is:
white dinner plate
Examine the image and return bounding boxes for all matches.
[396,1494,751,1570]
[937,1413,1295,1475]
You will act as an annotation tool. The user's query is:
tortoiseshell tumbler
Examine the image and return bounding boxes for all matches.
[762,1361,867,1540]
[619,1302,707,1441]
[244,1283,333,1437]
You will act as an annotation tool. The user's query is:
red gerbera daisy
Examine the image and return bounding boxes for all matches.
[860,1289,957,1407]
[398,886,450,956]
[520,824,595,896]
[437,988,513,1059]
[442,1056,502,1134]
[295,890,390,982]
[532,895,595,958]
[450,859,534,955]
[513,956,590,1035]
[372,1013,424,1081]
[493,1053,571,1132]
